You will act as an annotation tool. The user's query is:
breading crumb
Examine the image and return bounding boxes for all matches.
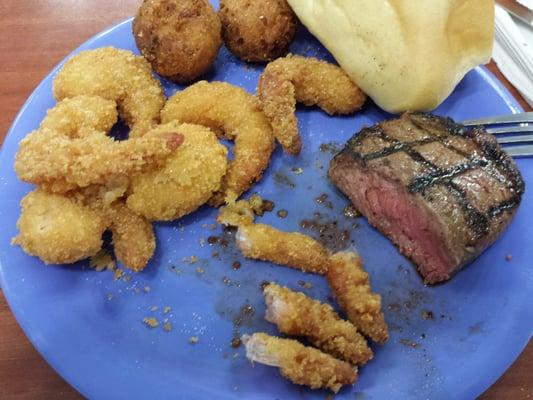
[143,317,159,328]
[291,167,303,175]
[164,322,172,332]
[189,336,199,344]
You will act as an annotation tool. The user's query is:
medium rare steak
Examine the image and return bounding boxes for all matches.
[329,113,524,284]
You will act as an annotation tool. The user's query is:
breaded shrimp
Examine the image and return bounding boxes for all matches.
[161,81,275,205]
[14,96,183,193]
[127,122,228,221]
[258,54,366,155]
[103,202,155,272]
[264,283,373,365]
[53,47,165,137]
[236,223,329,274]
[39,95,118,137]
[12,190,106,264]
[327,252,389,344]
[242,333,357,393]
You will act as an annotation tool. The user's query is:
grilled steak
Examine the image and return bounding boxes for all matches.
[329,113,524,284]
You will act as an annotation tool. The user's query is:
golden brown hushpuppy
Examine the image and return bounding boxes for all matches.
[133,0,222,83]
[219,0,298,62]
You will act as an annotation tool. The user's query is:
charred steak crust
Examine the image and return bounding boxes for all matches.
[329,113,525,283]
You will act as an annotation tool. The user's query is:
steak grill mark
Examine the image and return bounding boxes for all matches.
[345,114,523,238]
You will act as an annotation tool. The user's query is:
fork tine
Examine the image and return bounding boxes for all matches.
[504,144,533,158]
[462,112,533,126]
[487,125,532,134]
[497,134,533,144]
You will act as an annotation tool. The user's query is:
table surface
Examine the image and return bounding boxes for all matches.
[0,1,531,399]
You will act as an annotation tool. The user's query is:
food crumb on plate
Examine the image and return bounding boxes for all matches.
[164,306,172,314]
[144,286,151,293]
[343,204,361,218]
[421,310,434,320]
[196,267,205,275]
[399,339,420,349]
[183,255,198,264]
[150,306,158,312]
[277,209,288,218]
[297,280,313,289]
[142,317,159,328]
[113,268,124,281]
[505,254,513,262]
[189,336,199,344]
[291,167,303,175]
[164,322,172,332]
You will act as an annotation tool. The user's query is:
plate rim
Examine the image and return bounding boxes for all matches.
[0,16,530,400]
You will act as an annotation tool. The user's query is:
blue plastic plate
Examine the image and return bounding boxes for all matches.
[1,12,532,400]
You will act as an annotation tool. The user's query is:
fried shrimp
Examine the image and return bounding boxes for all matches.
[15,96,183,193]
[127,122,228,221]
[104,202,155,272]
[242,333,357,393]
[161,81,275,205]
[327,252,389,344]
[12,190,106,264]
[53,47,165,137]
[264,283,373,365]
[39,95,118,137]
[258,54,367,155]
[235,223,330,274]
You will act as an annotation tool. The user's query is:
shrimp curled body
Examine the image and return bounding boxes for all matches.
[161,81,275,205]
[14,96,182,193]
[258,55,366,155]
[53,47,166,137]
[127,122,229,221]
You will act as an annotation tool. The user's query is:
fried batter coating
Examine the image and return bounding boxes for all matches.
[104,202,155,272]
[127,122,228,221]
[12,190,106,264]
[258,54,367,154]
[236,223,329,274]
[133,0,221,83]
[15,128,182,193]
[242,333,357,393]
[219,0,298,62]
[53,47,165,137]
[327,252,389,344]
[217,199,255,226]
[161,81,275,205]
[264,283,373,365]
[39,95,118,137]
[15,95,183,193]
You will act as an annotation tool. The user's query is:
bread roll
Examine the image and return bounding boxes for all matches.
[286,0,494,113]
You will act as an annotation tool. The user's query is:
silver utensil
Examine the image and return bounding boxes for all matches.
[462,112,533,157]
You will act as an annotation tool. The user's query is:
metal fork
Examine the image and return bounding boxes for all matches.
[462,112,533,158]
